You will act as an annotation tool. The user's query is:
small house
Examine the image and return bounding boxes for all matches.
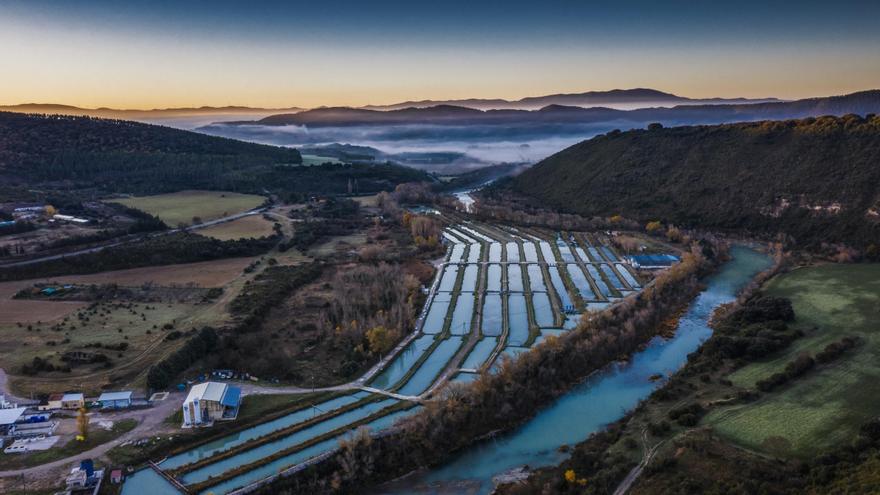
[181,382,241,428]
[38,393,64,411]
[97,391,133,409]
[110,469,124,484]
[61,393,85,410]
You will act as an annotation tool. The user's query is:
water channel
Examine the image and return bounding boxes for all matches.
[381,246,771,494]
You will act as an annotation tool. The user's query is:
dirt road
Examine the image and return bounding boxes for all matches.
[0,392,182,480]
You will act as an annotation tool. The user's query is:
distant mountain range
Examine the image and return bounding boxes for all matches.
[360,88,781,111]
[223,90,880,128]
[0,88,778,127]
[0,104,306,129]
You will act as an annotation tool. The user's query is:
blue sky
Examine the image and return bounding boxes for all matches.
[1,0,878,107]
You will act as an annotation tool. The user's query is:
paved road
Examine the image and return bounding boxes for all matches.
[0,208,267,268]
[0,392,183,479]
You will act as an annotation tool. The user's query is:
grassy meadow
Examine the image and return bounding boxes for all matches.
[705,264,880,458]
[198,215,277,240]
[110,190,265,226]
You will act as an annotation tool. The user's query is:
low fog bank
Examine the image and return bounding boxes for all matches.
[195,121,637,172]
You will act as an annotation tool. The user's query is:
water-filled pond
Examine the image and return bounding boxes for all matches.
[522,243,539,262]
[423,292,452,334]
[548,266,573,310]
[370,335,436,389]
[557,240,576,263]
[161,392,371,469]
[532,292,554,328]
[486,264,502,292]
[585,264,614,298]
[574,246,591,264]
[449,244,466,263]
[450,292,475,335]
[488,243,502,262]
[397,336,464,396]
[600,263,626,290]
[507,294,530,346]
[527,264,547,292]
[381,246,772,494]
[601,246,619,261]
[506,264,524,292]
[460,264,479,292]
[182,398,399,485]
[539,241,556,265]
[438,265,460,292]
[461,338,499,370]
[481,294,503,337]
[616,263,641,288]
[206,403,412,495]
[566,264,597,301]
[467,244,482,263]
[505,242,520,262]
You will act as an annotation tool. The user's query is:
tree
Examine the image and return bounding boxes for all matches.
[44,205,57,217]
[366,326,395,355]
[646,220,663,233]
[76,407,88,441]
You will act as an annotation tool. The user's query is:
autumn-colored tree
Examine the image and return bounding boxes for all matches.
[609,214,623,224]
[666,225,682,242]
[44,205,57,217]
[646,220,663,233]
[366,326,396,355]
[76,407,88,441]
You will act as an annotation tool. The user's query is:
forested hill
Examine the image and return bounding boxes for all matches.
[511,115,880,249]
[0,112,428,195]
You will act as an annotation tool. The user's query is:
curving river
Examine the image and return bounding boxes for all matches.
[380,245,771,494]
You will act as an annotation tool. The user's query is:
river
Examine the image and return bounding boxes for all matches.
[380,246,771,494]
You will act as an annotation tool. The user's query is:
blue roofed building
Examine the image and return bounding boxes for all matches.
[181,382,241,428]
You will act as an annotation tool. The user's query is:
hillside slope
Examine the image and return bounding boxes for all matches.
[512,115,880,248]
[0,112,427,195]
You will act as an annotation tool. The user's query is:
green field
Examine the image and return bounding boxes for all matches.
[705,264,880,458]
[110,190,265,226]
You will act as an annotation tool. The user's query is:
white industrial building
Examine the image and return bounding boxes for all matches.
[181,382,241,428]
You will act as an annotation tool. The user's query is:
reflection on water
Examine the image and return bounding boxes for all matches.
[381,246,771,494]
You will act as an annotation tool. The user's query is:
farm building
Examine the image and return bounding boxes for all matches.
[181,382,241,428]
[38,393,64,411]
[627,254,680,269]
[0,407,26,435]
[97,391,133,409]
[61,393,85,410]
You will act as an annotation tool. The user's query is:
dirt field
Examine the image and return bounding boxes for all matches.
[108,190,265,226]
[197,215,277,240]
[307,232,368,257]
[351,194,380,208]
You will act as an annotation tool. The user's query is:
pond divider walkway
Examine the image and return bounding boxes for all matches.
[148,461,189,493]
[358,386,421,402]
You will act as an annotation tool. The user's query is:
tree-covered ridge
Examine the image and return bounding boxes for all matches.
[0,112,430,195]
[512,114,880,248]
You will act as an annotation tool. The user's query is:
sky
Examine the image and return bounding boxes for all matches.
[1,0,879,109]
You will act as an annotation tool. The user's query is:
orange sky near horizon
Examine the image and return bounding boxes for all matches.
[2,2,879,110]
